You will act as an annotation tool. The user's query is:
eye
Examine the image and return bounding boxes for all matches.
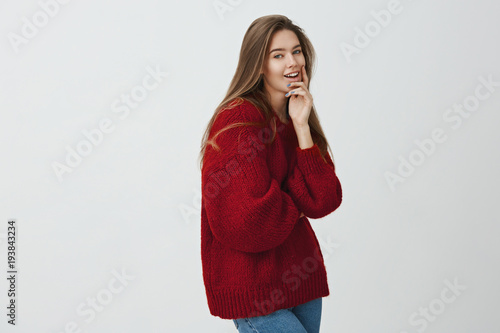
[273,50,301,59]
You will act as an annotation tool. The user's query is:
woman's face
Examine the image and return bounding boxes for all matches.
[261,29,306,99]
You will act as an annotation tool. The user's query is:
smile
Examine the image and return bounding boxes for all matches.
[284,71,299,78]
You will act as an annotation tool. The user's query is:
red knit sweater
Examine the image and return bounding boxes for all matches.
[201,98,342,320]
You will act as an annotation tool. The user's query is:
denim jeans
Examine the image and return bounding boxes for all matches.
[232,297,322,333]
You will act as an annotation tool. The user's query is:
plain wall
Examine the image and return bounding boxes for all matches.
[1,0,499,332]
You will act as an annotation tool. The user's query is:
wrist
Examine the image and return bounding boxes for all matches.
[294,125,313,149]
[293,123,310,136]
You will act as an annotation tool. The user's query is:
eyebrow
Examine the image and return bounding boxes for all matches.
[269,44,301,54]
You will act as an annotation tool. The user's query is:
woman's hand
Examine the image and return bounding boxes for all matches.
[299,212,305,218]
[286,65,313,128]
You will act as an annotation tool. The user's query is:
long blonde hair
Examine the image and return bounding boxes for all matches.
[198,14,335,170]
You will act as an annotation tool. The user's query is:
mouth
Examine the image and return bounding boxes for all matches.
[284,71,300,81]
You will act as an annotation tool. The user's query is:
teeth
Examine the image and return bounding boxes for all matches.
[285,72,299,78]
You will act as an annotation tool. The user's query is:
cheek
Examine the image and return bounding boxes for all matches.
[270,63,284,78]
[299,56,306,66]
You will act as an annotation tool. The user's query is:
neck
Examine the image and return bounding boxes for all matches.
[263,87,288,121]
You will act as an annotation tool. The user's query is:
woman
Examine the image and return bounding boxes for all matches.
[198,14,343,332]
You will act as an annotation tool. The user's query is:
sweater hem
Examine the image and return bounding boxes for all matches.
[205,269,330,320]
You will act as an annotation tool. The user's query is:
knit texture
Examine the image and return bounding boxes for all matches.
[201,98,342,320]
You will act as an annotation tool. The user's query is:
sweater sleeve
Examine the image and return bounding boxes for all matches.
[284,143,342,219]
[202,106,301,253]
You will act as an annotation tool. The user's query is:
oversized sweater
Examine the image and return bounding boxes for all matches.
[200,98,342,320]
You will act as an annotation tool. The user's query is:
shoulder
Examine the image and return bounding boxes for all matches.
[207,99,267,157]
[215,98,265,126]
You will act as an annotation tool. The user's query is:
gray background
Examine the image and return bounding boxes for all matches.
[1,0,499,332]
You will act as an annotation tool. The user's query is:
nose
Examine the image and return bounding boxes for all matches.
[286,53,298,67]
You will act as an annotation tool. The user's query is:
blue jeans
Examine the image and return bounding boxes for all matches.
[232,297,322,333]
